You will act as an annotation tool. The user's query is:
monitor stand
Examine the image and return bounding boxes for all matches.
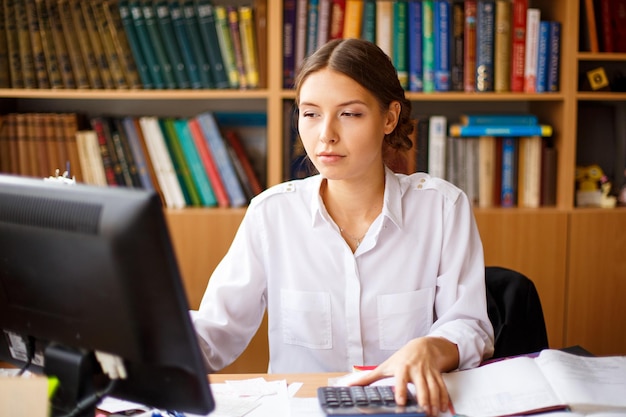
[44,344,103,417]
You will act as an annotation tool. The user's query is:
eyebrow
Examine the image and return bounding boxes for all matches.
[298,99,368,107]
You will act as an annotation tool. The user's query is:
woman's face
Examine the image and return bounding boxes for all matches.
[297,68,399,181]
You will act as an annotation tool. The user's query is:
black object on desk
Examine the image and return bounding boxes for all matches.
[317,385,426,416]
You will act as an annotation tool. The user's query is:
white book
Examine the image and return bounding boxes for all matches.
[375,0,393,58]
[518,135,542,208]
[138,117,186,209]
[82,130,107,186]
[428,115,447,179]
[316,0,331,48]
[478,135,496,208]
[443,349,626,417]
[523,8,541,92]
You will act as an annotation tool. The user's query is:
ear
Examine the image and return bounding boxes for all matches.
[383,101,401,135]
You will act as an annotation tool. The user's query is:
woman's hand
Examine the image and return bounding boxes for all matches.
[348,336,459,416]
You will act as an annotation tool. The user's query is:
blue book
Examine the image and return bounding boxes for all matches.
[460,114,539,126]
[433,0,451,91]
[361,0,376,43]
[196,112,248,207]
[500,137,517,207]
[475,0,495,92]
[407,1,423,92]
[121,117,155,191]
[536,21,550,93]
[546,21,561,92]
[306,0,319,57]
[172,119,218,207]
[449,124,552,137]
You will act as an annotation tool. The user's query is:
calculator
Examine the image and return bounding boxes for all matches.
[317,385,427,416]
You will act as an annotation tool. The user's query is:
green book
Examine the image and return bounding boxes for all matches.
[153,0,190,89]
[125,0,164,88]
[213,5,239,89]
[392,1,408,89]
[193,0,229,88]
[172,118,218,207]
[422,0,435,92]
[116,0,152,88]
[180,0,214,88]
[139,0,177,89]
[169,0,208,89]
[361,0,376,43]
[159,118,201,206]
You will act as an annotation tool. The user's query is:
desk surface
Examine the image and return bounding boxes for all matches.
[209,373,346,398]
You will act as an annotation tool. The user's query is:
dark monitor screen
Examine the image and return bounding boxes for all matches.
[0,174,214,416]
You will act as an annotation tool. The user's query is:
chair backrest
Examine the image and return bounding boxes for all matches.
[485,266,549,359]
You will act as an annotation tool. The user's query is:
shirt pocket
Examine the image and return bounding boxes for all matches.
[281,289,332,349]
[377,288,435,350]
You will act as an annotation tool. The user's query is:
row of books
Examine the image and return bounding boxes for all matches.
[582,0,626,53]
[283,0,561,94]
[0,111,267,209]
[0,0,263,90]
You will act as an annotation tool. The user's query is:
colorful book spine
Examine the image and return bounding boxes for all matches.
[306,0,320,57]
[81,0,115,89]
[535,20,550,93]
[294,0,308,71]
[121,116,154,191]
[15,0,37,88]
[214,5,239,88]
[226,5,248,89]
[392,0,408,89]
[329,0,346,40]
[126,0,164,88]
[172,118,218,207]
[475,0,495,92]
[463,0,477,92]
[91,1,128,89]
[35,0,63,89]
[159,117,199,206]
[510,0,527,92]
[478,135,496,208]
[116,0,152,88]
[433,0,451,92]
[376,0,393,58]
[168,0,203,89]
[283,0,297,88]
[44,0,77,88]
[316,0,331,48]
[194,0,229,89]
[196,112,248,207]
[449,124,552,137]
[361,0,376,43]
[428,115,447,179]
[407,0,423,92]
[523,8,540,93]
[68,0,104,89]
[343,0,363,39]
[25,0,51,89]
[154,0,192,89]
[450,0,464,92]
[180,0,214,89]
[142,0,176,89]
[500,136,517,207]
[546,21,561,92]
[494,0,511,92]
[422,0,435,92]
[517,135,542,208]
[460,114,538,126]
[239,6,259,89]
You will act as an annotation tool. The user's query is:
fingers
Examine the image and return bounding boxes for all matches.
[413,369,450,416]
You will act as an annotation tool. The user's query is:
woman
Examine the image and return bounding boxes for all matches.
[192,38,494,415]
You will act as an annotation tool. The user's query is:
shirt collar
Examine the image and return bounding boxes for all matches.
[309,167,404,230]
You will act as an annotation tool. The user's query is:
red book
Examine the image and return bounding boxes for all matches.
[510,0,527,92]
[328,0,346,40]
[463,0,477,92]
[187,118,230,208]
[223,128,264,197]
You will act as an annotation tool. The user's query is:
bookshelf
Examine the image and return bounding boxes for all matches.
[0,0,624,372]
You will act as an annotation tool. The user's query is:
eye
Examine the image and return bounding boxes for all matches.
[301,111,317,118]
[342,111,362,117]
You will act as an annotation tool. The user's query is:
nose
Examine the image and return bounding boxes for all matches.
[320,118,337,144]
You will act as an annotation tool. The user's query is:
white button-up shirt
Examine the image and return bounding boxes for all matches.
[192,167,494,373]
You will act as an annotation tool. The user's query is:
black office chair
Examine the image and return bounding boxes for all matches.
[485,266,549,359]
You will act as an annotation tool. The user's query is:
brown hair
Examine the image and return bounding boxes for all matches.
[294,38,414,153]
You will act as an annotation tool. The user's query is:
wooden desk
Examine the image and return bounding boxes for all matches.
[208,372,346,398]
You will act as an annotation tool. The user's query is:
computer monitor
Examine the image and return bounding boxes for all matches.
[0,174,215,417]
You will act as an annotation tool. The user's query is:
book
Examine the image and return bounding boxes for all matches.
[329,0,346,40]
[540,143,557,206]
[108,117,137,187]
[214,5,239,88]
[0,4,9,88]
[599,0,614,52]
[90,116,121,185]
[5,0,23,89]
[422,0,435,92]
[223,128,263,200]
[392,1,408,89]
[116,0,152,88]
[138,116,186,208]
[475,0,495,92]
[187,117,230,207]
[463,0,476,92]
[179,0,214,89]
[141,0,176,89]
[68,0,104,89]
[523,7,540,93]
[375,0,393,59]
[316,0,331,49]
[283,0,297,88]
[81,0,116,90]
[121,116,154,191]
[459,113,538,126]
[517,135,542,208]
[450,0,464,92]
[195,112,248,207]
[343,0,363,39]
[25,0,51,89]
[478,135,496,208]
[510,0,527,92]
[253,0,267,88]
[159,118,202,207]
[407,0,423,92]
[500,136,517,207]
[449,124,552,137]
[582,0,599,53]
[493,0,511,92]
[546,21,561,93]
[427,115,447,179]
[305,0,319,57]
[126,0,163,88]
[194,0,230,89]
[294,0,308,72]
[239,6,260,89]
[443,349,626,417]
[75,130,107,186]
[535,20,550,93]
[360,0,376,43]
[90,1,128,89]
[15,0,37,88]
[154,0,191,89]
[433,0,450,92]
[226,5,248,89]
[166,0,202,89]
